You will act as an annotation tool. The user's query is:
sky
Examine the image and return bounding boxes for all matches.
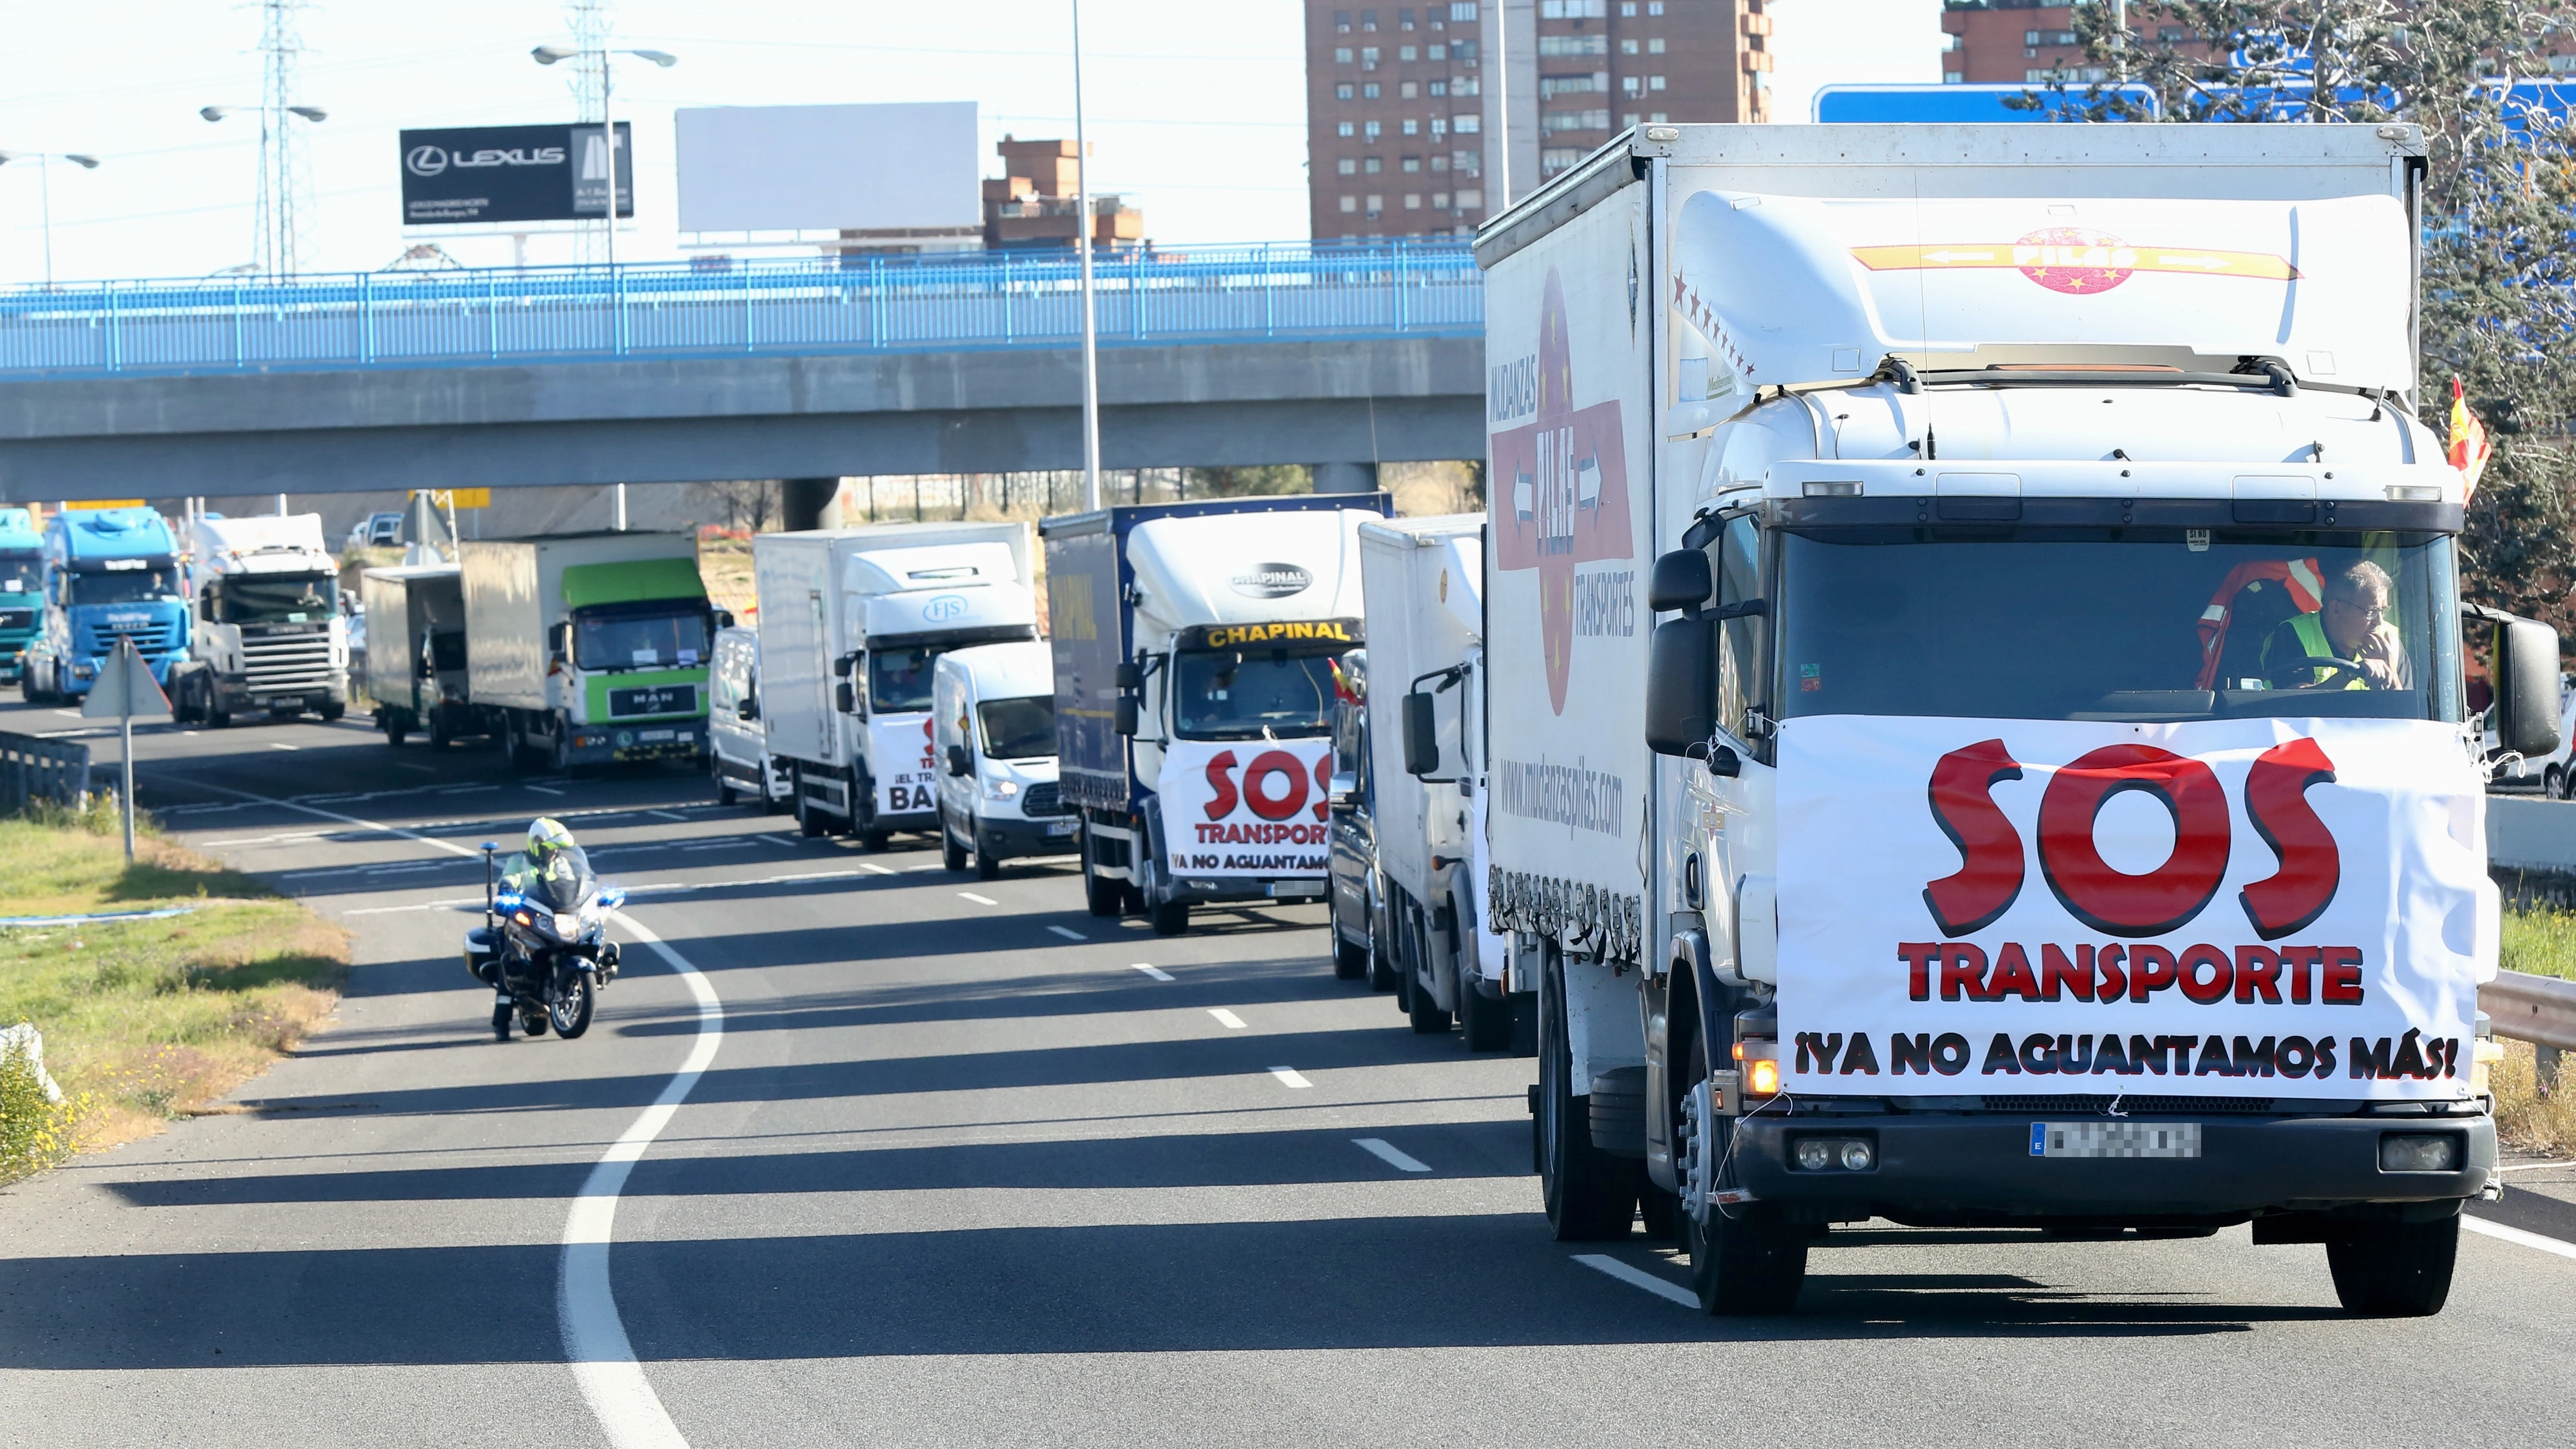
[0,1,1938,287]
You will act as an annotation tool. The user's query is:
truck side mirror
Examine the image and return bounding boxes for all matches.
[1648,548,1714,613]
[832,652,856,679]
[548,622,570,661]
[1114,696,1139,736]
[1401,691,1440,777]
[1115,661,1142,691]
[737,698,758,721]
[2495,615,2564,760]
[1644,616,1717,758]
[711,608,734,630]
[834,681,856,715]
[946,743,972,777]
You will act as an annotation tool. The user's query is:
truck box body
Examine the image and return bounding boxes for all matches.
[460,532,711,767]
[1360,514,1510,1018]
[1042,494,1391,926]
[751,522,1037,835]
[1482,125,2506,1295]
[172,513,348,723]
[30,507,189,700]
[0,507,39,682]
[360,563,476,743]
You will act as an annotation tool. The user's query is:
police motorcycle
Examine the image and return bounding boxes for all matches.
[464,840,624,1041]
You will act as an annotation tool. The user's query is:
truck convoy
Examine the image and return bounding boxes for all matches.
[0,507,39,685]
[168,513,349,726]
[1478,123,2550,1317]
[460,532,715,773]
[1043,495,1389,935]
[1361,514,1518,1049]
[22,506,189,704]
[933,640,1073,878]
[752,522,1039,845]
[362,563,477,747]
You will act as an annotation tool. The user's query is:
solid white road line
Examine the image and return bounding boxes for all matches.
[1131,963,1175,982]
[564,910,722,1449]
[1572,1254,1697,1308]
[167,781,481,859]
[2464,1214,2576,1262]
[1209,1008,1248,1030]
[646,810,688,822]
[1047,925,1085,941]
[859,863,897,875]
[1353,1138,1432,1174]
[1268,1066,1312,1090]
[269,743,299,751]
[958,892,999,906]
[527,785,567,796]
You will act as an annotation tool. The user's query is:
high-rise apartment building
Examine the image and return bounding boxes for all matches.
[1938,1,2216,87]
[1306,0,1769,242]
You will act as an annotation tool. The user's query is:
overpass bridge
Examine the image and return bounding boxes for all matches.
[0,242,1485,500]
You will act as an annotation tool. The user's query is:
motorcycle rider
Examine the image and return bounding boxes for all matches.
[503,817,618,983]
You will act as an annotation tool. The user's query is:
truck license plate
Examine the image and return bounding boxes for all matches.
[638,728,675,741]
[1047,821,1077,836]
[2030,1122,2202,1159]
[1267,882,1323,899]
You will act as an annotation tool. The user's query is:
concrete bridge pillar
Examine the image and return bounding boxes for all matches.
[781,478,840,532]
[1312,461,1379,495]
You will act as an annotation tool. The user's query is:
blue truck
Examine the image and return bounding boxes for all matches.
[0,508,39,685]
[21,506,190,704]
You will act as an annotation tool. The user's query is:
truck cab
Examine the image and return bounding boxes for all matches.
[169,513,349,726]
[708,624,788,809]
[25,507,189,704]
[0,507,40,685]
[932,640,1073,878]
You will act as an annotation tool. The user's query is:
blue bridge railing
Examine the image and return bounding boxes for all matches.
[0,241,1483,380]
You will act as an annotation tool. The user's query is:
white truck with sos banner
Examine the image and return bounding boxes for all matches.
[752,523,1038,846]
[1484,123,2554,1318]
[1044,495,1390,935]
[1360,514,1523,1050]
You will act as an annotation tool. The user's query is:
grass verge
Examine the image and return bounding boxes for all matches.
[2502,906,2576,983]
[2492,1038,2576,1158]
[0,811,347,1182]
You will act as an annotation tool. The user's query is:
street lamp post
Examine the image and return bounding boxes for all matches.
[0,151,101,288]
[199,104,326,276]
[534,43,674,532]
[1072,0,1102,513]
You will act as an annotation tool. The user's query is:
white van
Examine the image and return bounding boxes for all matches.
[932,641,1074,878]
[708,626,788,810]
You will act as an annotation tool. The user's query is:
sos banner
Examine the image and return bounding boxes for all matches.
[1155,738,1335,879]
[1775,717,2493,1100]
[870,715,940,818]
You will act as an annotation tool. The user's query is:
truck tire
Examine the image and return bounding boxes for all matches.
[1406,910,1451,1033]
[1332,933,1368,981]
[975,843,1001,882]
[2327,1215,2459,1317]
[1460,975,1512,1051]
[317,700,345,722]
[1537,947,1637,1240]
[941,812,968,872]
[384,714,409,747]
[1679,1034,1808,1314]
[1140,853,1190,936]
[1079,820,1125,917]
[1367,894,1399,993]
[794,774,827,838]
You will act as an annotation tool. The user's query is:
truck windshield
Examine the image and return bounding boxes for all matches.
[214,572,336,624]
[977,696,1055,759]
[69,568,180,607]
[0,553,36,594]
[1776,529,2457,724]
[1172,648,1340,740]
[573,607,708,672]
[870,645,942,713]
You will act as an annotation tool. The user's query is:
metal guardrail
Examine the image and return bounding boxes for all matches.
[2483,968,2576,1052]
[0,730,90,813]
[0,241,1484,380]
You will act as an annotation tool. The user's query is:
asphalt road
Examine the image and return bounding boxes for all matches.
[3,697,2574,1448]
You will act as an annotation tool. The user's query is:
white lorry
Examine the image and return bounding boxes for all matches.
[1360,514,1521,1050]
[932,640,1075,878]
[708,624,790,810]
[1483,123,2555,1317]
[460,532,715,773]
[752,522,1038,846]
[1044,496,1390,935]
[360,562,480,747]
[168,513,349,726]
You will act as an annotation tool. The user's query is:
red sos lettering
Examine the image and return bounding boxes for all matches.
[1922,738,2339,940]
[1201,750,1335,822]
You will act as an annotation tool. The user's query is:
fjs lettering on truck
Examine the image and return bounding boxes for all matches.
[166,513,350,728]
[0,507,40,684]
[1484,122,2553,1319]
[1043,495,1391,937]
[22,506,189,705]
[751,522,1039,847]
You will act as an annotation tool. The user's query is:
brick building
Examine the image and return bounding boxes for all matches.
[982,137,1146,251]
[1306,0,1770,243]
[1939,1,2213,86]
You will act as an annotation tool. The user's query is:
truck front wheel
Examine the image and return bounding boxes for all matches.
[2327,1214,2459,1317]
[1537,946,1641,1241]
[1079,821,1123,917]
[1678,1034,1809,1315]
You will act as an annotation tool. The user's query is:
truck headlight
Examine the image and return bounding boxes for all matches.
[984,777,1020,800]
[1790,1136,1875,1172]
[2378,1133,2462,1173]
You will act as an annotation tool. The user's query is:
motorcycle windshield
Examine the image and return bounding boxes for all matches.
[506,848,597,913]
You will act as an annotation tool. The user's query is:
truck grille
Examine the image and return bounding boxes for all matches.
[1022,782,1068,817]
[80,618,180,656]
[1979,1094,2278,1116]
[0,607,33,632]
[241,629,336,692]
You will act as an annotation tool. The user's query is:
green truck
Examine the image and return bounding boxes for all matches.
[460,532,718,773]
[0,507,38,684]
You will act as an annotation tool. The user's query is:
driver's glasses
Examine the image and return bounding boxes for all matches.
[2327,597,2386,627]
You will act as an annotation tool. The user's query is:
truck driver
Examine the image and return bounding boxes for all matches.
[2267,559,2409,690]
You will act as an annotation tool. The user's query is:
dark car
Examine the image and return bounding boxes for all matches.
[1325,650,1393,989]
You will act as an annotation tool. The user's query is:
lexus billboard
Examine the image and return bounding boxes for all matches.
[399,123,632,226]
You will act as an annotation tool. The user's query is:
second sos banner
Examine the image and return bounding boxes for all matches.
[870,715,939,818]
[1156,738,1334,879]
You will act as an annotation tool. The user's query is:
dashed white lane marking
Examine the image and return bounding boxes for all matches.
[269,742,299,751]
[1131,963,1175,982]
[646,810,688,822]
[904,863,942,872]
[1047,925,1085,941]
[858,863,897,875]
[2465,1215,2576,1262]
[439,784,501,795]
[1572,1254,1696,1308]
[679,840,754,852]
[1267,1066,1312,1090]
[563,910,723,1449]
[958,891,999,906]
[527,785,567,797]
[1209,1008,1248,1030]
[397,763,437,773]
[1353,1138,1432,1173]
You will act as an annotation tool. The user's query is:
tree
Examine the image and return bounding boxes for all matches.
[2037,0,2576,625]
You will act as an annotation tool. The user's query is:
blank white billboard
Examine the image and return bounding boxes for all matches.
[675,101,979,234]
